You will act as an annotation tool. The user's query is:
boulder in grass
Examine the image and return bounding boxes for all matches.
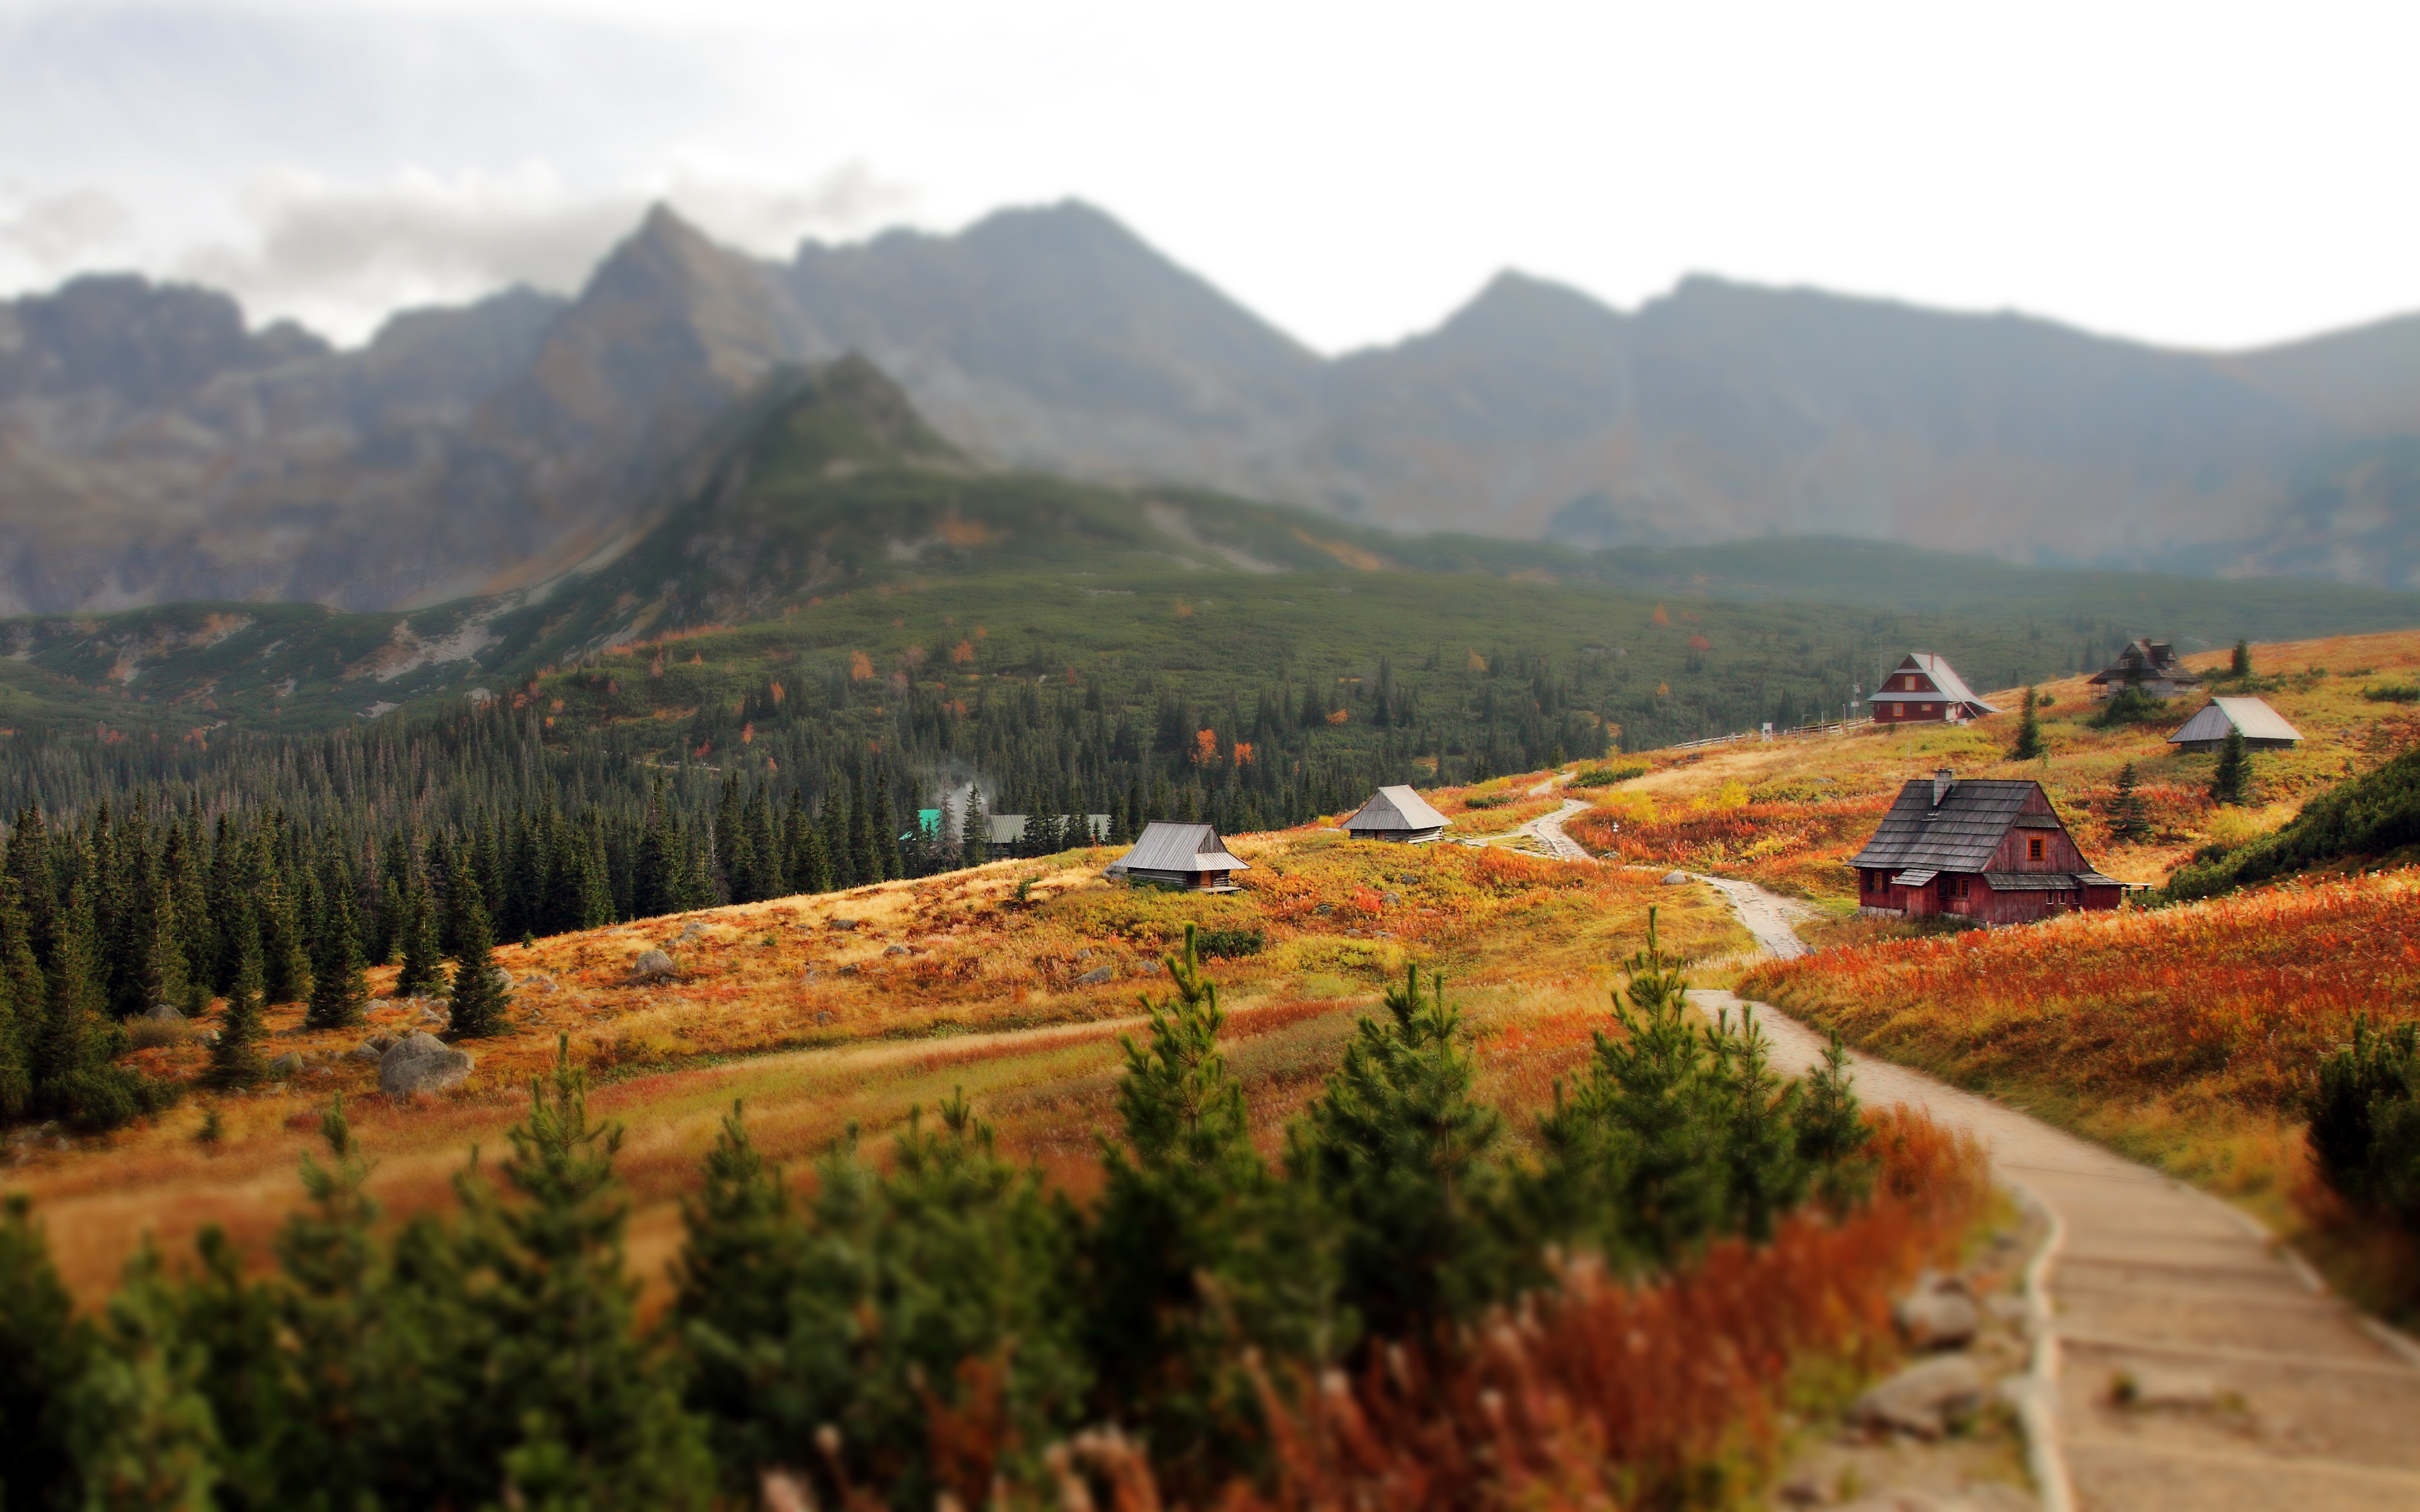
[379,1033,473,1097]
[1852,1356,1985,1438]
[268,1051,304,1077]
[1075,965,1114,986]
[142,1003,185,1023]
[1894,1272,1980,1351]
[1661,871,1692,886]
[631,949,679,982]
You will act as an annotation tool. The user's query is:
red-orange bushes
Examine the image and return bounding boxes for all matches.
[1738,876,2420,1114]
[1572,800,1889,902]
[1220,1109,1983,1511]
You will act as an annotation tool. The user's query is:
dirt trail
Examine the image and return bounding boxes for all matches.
[1689,873,2420,1512]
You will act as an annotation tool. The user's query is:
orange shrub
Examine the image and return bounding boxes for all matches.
[1738,875,2420,1116]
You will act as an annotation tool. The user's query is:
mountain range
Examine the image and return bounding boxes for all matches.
[3,199,2417,614]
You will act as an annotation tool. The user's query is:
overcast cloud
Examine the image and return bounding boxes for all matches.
[0,0,2412,352]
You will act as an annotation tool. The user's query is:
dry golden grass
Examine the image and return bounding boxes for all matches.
[14,808,1748,1302]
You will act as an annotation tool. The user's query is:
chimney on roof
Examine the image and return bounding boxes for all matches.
[1932,769,1955,806]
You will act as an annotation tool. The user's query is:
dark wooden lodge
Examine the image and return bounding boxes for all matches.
[1104,822,1252,891]
[1850,770,2124,924]
[1867,653,2000,724]
[2086,638,2198,701]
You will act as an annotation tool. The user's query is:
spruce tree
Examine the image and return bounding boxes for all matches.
[395,868,445,998]
[306,858,369,1031]
[2211,724,2251,806]
[848,764,880,885]
[2011,684,2044,760]
[821,776,856,890]
[2231,637,2252,679]
[2109,760,2152,841]
[209,908,269,1092]
[257,830,312,1007]
[0,880,35,1123]
[960,787,989,866]
[446,889,510,1040]
[461,1041,711,1506]
[0,1194,90,1510]
[1299,963,1505,1339]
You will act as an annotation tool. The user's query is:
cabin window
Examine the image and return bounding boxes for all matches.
[1921,702,1935,713]
[2027,837,2045,862]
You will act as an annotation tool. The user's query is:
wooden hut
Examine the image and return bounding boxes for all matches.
[2086,639,2198,701]
[2167,696,2303,753]
[1341,784,1453,844]
[1849,769,2124,924]
[1866,653,2000,724]
[1104,822,1251,891]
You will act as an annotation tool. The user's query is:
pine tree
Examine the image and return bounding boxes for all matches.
[2109,760,2152,841]
[2231,638,2252,679]
[2011,684,2044,760]
[461,1041,711,1506]
[257,828,312,1007]
[269,1096,381,1504]
[1299,963,1505,1339]
[306,852,369,1031]
[395,866,445,998]
[0,1194,91,1510]
[2211,724,2251,806]
[209,908,269,1092]
[848,764,879,885]
[445,890,510,1041]
[818,775,855,891]
[1086,926,1324,1493]
[960,787,989,866]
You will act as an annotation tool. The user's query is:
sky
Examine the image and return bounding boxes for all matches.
[1,0,2414,353]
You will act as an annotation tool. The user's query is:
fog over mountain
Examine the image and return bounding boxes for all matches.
[2,200,2416,614]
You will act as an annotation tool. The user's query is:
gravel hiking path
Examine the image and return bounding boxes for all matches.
[1520,798,1594,861]
[1690,873,2420,1512]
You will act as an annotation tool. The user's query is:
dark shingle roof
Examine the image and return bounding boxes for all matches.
[1850,779,2043,873]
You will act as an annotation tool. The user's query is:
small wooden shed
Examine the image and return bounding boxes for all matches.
[1341,785,1453,844]
[1867,653,2000,724]
[1104,822,1251,891]
[2167,696,2303,753]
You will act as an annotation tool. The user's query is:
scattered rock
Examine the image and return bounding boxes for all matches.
[2114,1366,2218,1411]
[1076,948,1095,959]
[522,974,558,994]
[798,969,822,985]
[1075,965,1114,986]
[1381,891,1402,905]
[1661,871,1692,885]
[199,1028,221,1046]
[366,998,391,1012]
[268,1051,304,1077]
[416,1005,447,1026]
[377,1033,474,1096]
[1851,1355,1985,1438]
[488,967,514,991]
[141,1002,185,1023]
[630,949,679,982]
[884,944,908,956]
[1396,873,1418,885]
[1375,931,1396,939]
[1894,1272,1979,1350]
[1313,902,1334,915]
[839,965,860,977]
[828,918,861,931]
[349,1040,386,1063]
[814,1010,833,1026]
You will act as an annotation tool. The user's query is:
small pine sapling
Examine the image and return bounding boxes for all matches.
[2108,760,2152,842]
[209,914,269,1092]
[2010,685,2044,760]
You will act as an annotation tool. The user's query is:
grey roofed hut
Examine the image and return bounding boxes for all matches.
[2167,696,2303,753]
[1104,822,1251,891]
[1341,784,1453,844]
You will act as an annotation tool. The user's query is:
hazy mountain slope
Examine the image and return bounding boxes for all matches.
[4,198,2420,611]
[784,202,1322,500]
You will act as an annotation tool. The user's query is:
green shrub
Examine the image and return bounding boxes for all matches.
[1463,793,1515,810]
[1573,760,1651,788]
[2089,686,2171,728]
[2361,684,2420,704]
[2308,1016,2420,1230]
[2165,745,2420,900]
[1190,927,1265,959]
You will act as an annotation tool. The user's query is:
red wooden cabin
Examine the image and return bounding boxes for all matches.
[1867,653,2000,723]
[1850,770,2124,925]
